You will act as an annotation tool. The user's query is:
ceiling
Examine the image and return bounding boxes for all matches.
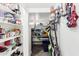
[23,3,58,8]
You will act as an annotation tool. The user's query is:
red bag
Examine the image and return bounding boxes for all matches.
[67,4,78,28]
[67,20,77,27]
[4,40,11,46]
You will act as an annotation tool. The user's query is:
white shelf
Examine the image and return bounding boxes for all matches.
[7,47,19,56]
[11,47,19,54]
[0,49,9,56]
[0,21,21,27]
[0,4,16,15]
[0,47,19,56]
[0,35,21,43]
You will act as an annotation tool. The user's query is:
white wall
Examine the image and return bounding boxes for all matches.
[60,4,79,56]
[29,8,50,13]
[20,4,31,56]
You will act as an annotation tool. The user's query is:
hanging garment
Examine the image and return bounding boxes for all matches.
[67,4,78,28]
[67,5,78,27]
[55,10,61,24]
[66,3,72,16]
